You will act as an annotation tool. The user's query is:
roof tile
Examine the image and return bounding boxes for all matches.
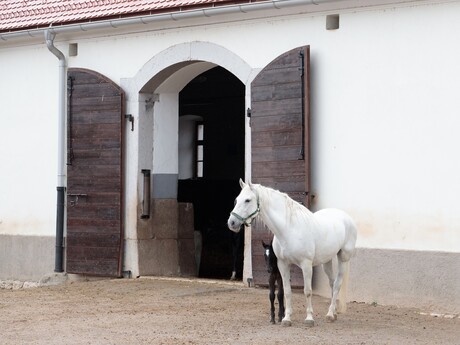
[0,0,247,32]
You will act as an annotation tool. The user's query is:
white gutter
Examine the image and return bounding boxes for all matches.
[1,0,341,42]
[44,30,66,272]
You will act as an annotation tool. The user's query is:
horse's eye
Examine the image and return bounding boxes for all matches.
[245,199,250,203]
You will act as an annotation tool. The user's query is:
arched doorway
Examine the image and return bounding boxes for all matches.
[177,66,245,279]
[121,42,253,280]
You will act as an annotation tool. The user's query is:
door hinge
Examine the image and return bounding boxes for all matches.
[298,49,305,160]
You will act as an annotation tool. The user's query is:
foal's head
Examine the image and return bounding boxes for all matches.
[262,241,278,274]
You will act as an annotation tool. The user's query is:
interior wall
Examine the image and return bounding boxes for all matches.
[179,115,203,180]
[152,92,179,198]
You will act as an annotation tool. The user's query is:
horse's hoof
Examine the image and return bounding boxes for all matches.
[270,319,276,325]
[281,320,292,327]
[304,319,315,327]
[326,314,337,322]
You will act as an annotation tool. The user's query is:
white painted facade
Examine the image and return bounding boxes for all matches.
[1,0,459,312]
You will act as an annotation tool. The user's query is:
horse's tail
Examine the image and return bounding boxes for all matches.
[337,260,350,313]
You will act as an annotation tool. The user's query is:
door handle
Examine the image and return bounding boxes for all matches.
[67,193,88,206]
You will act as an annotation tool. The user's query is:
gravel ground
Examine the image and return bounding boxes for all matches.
[1,277,458,345]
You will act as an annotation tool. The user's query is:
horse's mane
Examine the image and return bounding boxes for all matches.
[254,184,314,227]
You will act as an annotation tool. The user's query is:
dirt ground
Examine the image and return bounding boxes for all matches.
[1,277,458,345]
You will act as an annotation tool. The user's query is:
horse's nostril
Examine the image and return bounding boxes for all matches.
[231,221,235,226]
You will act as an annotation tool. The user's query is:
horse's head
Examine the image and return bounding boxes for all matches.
[227,179,259,232]
[262,240,277,274]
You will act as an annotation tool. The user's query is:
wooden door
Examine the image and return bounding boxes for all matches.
[66,68,124,277]
[250,46,310,287]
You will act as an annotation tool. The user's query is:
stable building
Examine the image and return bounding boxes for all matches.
[1,0,459,314]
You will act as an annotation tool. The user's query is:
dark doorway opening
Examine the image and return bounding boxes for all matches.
[177,66,245,280]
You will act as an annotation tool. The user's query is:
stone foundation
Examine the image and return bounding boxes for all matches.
[313,248,460,314]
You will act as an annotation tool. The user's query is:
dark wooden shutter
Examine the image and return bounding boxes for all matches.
[66,68,124,277]
[250,46,310,287]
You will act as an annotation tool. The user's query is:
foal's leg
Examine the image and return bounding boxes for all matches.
[326,259,347,322]
[277,260,292,327]
[300,260,315,327]
[277,275,285,323]
[268,274,276,324]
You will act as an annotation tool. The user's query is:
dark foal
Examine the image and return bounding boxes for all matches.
[262,241,285,324]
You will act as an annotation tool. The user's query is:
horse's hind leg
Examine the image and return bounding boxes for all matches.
[326,258,348,322]
[323,260,335,295]
[323,260,337,321]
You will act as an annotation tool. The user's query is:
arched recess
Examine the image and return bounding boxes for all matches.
[121,42,254,280]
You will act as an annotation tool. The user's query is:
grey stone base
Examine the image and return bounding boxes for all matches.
[137,200,197,277]
[313,248,460,314]
[0,234,55,281]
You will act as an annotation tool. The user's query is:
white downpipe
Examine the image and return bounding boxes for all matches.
[44,30,66,272]
[44,30,66,187]
[1,0,340,42]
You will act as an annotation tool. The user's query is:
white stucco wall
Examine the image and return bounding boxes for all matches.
[0,45,57,236]
[308,3,460,253]
[1,0,460,257]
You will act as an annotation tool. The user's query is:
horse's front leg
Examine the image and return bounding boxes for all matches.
[277,259,292,327]
[301,260,315,327]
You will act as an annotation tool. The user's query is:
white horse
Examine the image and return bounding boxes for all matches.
[228,179,357,327]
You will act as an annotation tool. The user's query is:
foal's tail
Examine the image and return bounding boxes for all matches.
[337,261,350,313]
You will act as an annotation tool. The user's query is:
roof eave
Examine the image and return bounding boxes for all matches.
[0,0,339,42]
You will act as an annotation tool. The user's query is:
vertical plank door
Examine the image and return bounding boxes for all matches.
[250,46,310,287]
[66,68,124,277]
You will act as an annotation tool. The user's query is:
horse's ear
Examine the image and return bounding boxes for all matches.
[239,178,246,189]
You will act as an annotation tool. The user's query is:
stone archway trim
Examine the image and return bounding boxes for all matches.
[132,41,254,93]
